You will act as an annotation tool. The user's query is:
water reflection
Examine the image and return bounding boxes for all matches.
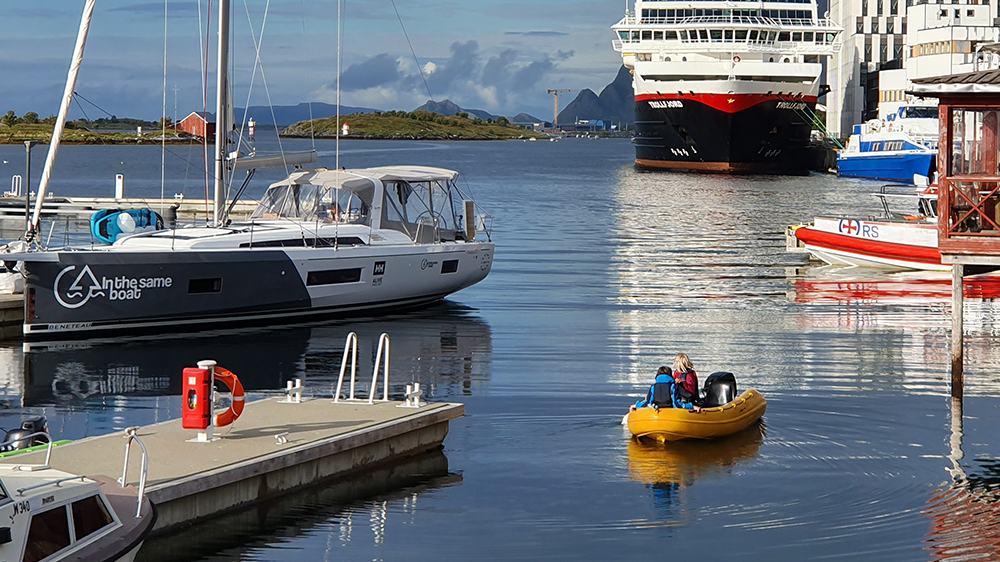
[627,423,764,516]
[923,399,1000,560]
[137,450,459,562]
[3,302,491,436]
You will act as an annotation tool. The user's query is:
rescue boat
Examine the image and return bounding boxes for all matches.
[627,372,766,442]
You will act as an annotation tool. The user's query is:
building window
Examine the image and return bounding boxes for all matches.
[856,16,864,33]
[887,19,894,33]
[891,0,899,14]
[871,18,879,33]
[880,43,888,62]
[878,0,884,14]
[863,0,869,15]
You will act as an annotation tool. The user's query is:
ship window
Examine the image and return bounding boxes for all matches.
[792,32,802,41]
[748,30,759,40]
[736,29,748,40]
[778,32,790,41]
[710,29,722,41]
[698,29,708,41]
[804,32,814,41]
[665,30,677,40]
[23,506,71,562]
[654,31,663,40]
[642,30,652,40]
[72,495,114,542]
[619,31,628,40]
[306,268,363,286]
[724,30,733,41]
[768,31,777,41]
[188,278,223,294]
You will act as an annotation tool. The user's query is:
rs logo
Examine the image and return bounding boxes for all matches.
[838,219,860,236]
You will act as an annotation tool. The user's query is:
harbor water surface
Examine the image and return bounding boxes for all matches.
[1,138,998,561]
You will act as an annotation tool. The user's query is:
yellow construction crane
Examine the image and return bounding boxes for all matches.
[546,89,575,127]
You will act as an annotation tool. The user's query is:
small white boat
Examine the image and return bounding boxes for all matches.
[788,184,945,271]
[0,424,155,562]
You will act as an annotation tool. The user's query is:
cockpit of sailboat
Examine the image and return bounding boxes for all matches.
[252,166,492,244]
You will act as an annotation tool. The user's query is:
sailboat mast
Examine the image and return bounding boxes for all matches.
[30,0,96,236]
[214,0,230,226]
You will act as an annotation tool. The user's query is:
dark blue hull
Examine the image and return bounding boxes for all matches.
[836,152,935,183]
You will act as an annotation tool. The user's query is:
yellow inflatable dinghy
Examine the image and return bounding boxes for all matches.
[627,388,766,442]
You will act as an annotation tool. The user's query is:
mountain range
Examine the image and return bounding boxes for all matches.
[205,67,633,127]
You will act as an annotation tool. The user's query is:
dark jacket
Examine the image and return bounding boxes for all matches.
[635,374,695,410]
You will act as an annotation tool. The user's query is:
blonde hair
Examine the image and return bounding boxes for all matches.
[672,353,693,373]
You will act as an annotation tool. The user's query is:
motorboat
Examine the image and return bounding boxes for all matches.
[788,183,945,271]
[0,1,494,342]
[626,372,767,441]
[0,420,155,562]
[3,166,493,341]
[837,104,938,183]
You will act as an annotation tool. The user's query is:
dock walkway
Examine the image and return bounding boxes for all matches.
[2,397,463,533]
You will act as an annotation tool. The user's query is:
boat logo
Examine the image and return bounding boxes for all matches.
[373,261,386,276]
[420,259,438,270]
[54,265,106,309]
[648,100,683,109]
[838,219,861,236]
[53,265,174,308]
[727,98,735,104]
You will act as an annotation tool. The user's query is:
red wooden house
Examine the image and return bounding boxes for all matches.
[172,112,216,138]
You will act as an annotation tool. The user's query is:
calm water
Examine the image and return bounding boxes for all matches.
[1,138,999,561]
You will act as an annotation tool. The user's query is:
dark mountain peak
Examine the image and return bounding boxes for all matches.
[557,66,634,126]
[414,100,496,121]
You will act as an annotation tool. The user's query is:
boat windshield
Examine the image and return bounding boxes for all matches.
[380,178,462,241]
[901,106,937,119]
[252,175,373,224]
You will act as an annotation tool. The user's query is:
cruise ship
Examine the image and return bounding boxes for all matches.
[612,0,843,174]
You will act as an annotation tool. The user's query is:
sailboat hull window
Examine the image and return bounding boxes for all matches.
[189,278,223,294]
[307,268,363,286]
[441,260,459,274]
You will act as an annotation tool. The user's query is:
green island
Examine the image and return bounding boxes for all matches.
[0,112,195,145]
[282,110,550,140]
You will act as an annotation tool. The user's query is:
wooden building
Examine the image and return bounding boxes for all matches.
[912,70,1000,396]
[171,112,216,138]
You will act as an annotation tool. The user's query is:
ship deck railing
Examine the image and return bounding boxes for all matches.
[618,14,842,28]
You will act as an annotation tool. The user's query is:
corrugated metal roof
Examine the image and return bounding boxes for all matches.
[911,70,1000,95]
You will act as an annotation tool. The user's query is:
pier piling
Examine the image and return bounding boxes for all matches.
[951,263,963,400]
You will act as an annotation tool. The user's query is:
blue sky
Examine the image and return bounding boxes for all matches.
[0,0,626,121]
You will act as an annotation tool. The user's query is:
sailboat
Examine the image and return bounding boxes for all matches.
[0,0,494,342]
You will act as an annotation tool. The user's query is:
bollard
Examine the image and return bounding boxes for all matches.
[115,174,124,199]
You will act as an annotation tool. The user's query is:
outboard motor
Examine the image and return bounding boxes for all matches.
[1,416,49,452]
[702,372,738,407]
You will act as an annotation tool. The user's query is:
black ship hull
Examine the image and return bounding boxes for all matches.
[633,94,817,175]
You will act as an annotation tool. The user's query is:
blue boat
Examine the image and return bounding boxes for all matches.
[837,105,938,184]
[90,208,164,244]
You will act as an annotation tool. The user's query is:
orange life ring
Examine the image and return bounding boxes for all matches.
[733,55,741,63]
[213,367,245,427]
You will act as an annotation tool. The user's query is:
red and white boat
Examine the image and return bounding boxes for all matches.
[788,185,945,271]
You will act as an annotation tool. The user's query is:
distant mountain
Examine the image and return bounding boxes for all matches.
[558,66,634,126]
[511,112,544,124]
[414,100,495,121]
[205,103,377,127]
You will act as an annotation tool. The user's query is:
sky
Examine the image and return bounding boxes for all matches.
[0,0,627,122]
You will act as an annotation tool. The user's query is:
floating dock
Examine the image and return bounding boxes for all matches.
[0,397,463,533]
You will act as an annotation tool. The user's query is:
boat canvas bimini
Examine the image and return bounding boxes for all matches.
[5,166,493,341]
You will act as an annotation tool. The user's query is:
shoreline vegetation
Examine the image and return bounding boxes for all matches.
[281,111,550,140]
[0,112,199,145]
[0,110,557,144]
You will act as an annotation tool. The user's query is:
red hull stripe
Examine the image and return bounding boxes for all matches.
[636,93,818,114]
[795,227,942,265]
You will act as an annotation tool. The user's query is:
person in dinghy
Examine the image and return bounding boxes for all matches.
[630,355,702,413]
